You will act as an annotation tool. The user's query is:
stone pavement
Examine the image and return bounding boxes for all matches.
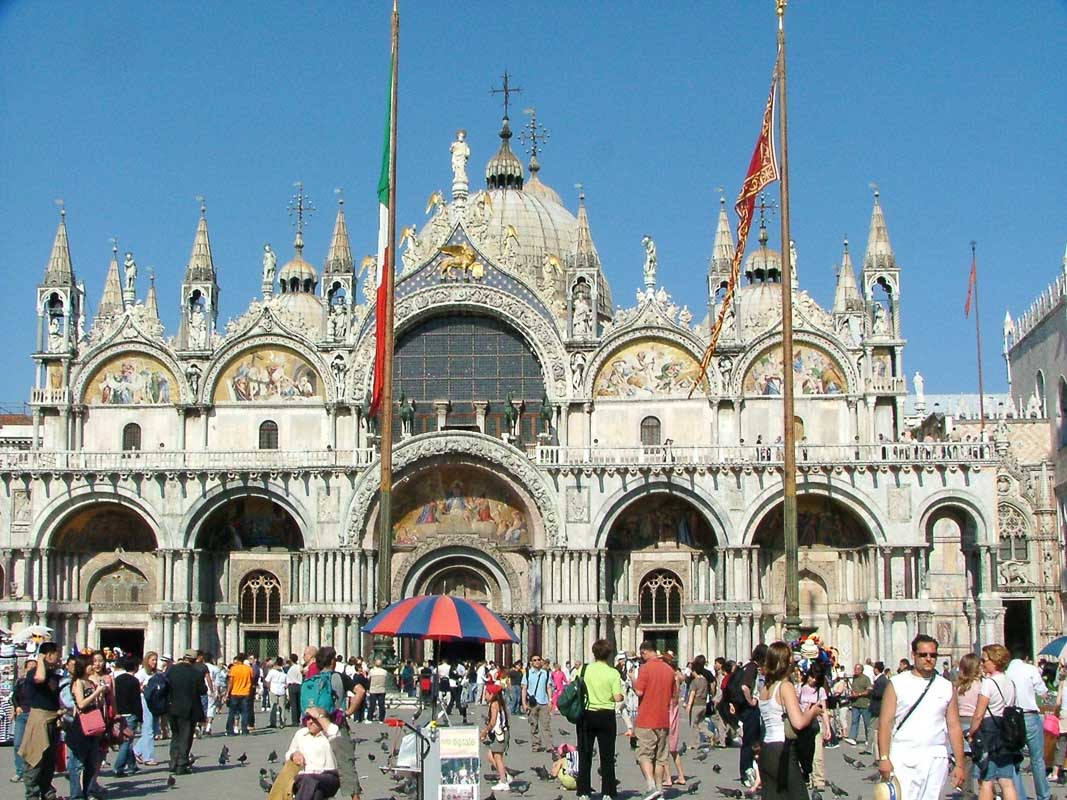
[0,705,1008,800]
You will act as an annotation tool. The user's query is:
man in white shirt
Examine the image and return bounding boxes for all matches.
[266,660,289,728]
[286,654,304,727]
[878,634,966,800]
[1006,653,1052,800]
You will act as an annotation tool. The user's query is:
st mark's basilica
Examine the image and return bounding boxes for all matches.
[0,107,1060,667]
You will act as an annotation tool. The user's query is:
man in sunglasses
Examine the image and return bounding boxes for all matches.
[877,634,966,800]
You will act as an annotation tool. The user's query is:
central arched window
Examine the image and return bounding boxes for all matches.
[122,423,141,451]
[640,569,682,625]
[394,314,547,441]
[258,420,279,450]
[240,570,281,625]
[640,416,662,447]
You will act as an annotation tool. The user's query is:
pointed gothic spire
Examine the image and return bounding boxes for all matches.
[43,207,75,285]
[572,187,600,269]
[710,195,735,275]
[145,269,160,323]
[96,244,125,319]
[324,197,354,275]
[863,189,896,269]
[184,200,216,282]
[833,236,862,314]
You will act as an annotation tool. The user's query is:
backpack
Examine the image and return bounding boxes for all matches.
[144,672,171,717]
[557,665,588,724]
[992,681,1027,753]
[299,670,337,716]
[725,664,749,708]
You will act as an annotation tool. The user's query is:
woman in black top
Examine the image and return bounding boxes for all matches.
[66,655,109,800]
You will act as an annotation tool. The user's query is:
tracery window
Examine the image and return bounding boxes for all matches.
[239,570,281,625]
[639,569,682,625]
[998,503,1030,561]
[259,420,279,450]
[121,423,141,451]
[640,416,662,447]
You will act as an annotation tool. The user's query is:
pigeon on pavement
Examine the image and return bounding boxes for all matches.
[267,750,278,763]
[166,775,176,789]
[218,746,230,765]
[237,752,248,765]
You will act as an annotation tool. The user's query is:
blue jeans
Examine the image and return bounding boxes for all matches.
[135,696,157,761]
[67,743,104,800]
[849,707,872,742]
[114,714,140,774]
[226,695,252,734]
[508,686,523,715]
[12,710,29,777]
[1011,712,1051,800]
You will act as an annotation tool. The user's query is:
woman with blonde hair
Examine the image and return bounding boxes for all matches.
[134,651,160,765]
[970,644,1021,800]
[954,653,981,794]
[759,642,824,800]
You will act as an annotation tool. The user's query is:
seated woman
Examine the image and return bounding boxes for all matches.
[550,743,580,790]
[285,706,341,800]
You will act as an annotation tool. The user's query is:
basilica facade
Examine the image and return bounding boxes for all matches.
[0,113,1059,666]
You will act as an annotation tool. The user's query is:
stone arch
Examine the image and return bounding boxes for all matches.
[585,327,712,398]
[353,284,569,402]
[35,489,164,551]
[915,490,991,547]
[346,431,560,548]
[799,568,832,634]
[180,483,311,550]
[593,480,734,549]
[392,540,521,613]
[73,341,187,405]
[740,481,886,547]
[85,558,153,605]
[733,330,857,397]
[202,334,335,404]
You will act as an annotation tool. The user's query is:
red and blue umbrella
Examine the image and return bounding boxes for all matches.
[364,595,519,643]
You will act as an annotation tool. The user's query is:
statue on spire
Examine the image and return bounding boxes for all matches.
[641,235,658,289]
[450,129,470,199]
[123,252,138,294]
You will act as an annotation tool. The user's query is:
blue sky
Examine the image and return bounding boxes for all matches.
[2,1,1065,408]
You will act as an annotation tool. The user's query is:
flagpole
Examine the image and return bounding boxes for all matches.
[377,0,399,614]
[776,0,801,641]
[971,241,986,436]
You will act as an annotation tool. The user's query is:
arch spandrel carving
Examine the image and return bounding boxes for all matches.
[390,537,524,613]
[344,431,561,548]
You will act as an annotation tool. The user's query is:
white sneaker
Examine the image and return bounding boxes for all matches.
[492,782,510,791]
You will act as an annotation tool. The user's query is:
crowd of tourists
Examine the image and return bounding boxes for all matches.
[7,634,1067,800]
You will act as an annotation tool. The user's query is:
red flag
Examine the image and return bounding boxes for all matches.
[964,256,976,317]
[693,63,780,391]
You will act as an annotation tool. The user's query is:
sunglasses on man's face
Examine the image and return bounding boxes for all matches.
[914,652,939,659]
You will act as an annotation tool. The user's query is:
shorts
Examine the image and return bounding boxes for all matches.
[635,726,669,764]
[489,730,509,755]
[980,758,1017,782]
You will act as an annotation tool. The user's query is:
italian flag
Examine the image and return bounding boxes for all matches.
[369,58,395,418]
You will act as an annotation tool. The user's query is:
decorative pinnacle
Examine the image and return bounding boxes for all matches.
[575,182,584,202]
[519,107,549,164]
[110,236,118,256]
[716,186,726,208]
[490,71,522,120]
[288,181,315,254]
[843,235,849,252]
[55,197,66,219]
[196,194,206,217]
[869,181,880,200]
[335,187,344,208]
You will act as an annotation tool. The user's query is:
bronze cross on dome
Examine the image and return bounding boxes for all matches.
[490,71,522,119]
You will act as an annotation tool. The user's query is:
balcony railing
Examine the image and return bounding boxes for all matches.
[31,387,70,405]
[869,376,907,393]
[0,448,377,472]
[534,441,997,466]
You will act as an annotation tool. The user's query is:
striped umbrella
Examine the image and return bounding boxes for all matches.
[364,595,519,643]
[1039,636,1067,659]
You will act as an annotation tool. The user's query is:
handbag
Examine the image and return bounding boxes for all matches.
[78,707,107,737]
[1044,713,1059,737]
